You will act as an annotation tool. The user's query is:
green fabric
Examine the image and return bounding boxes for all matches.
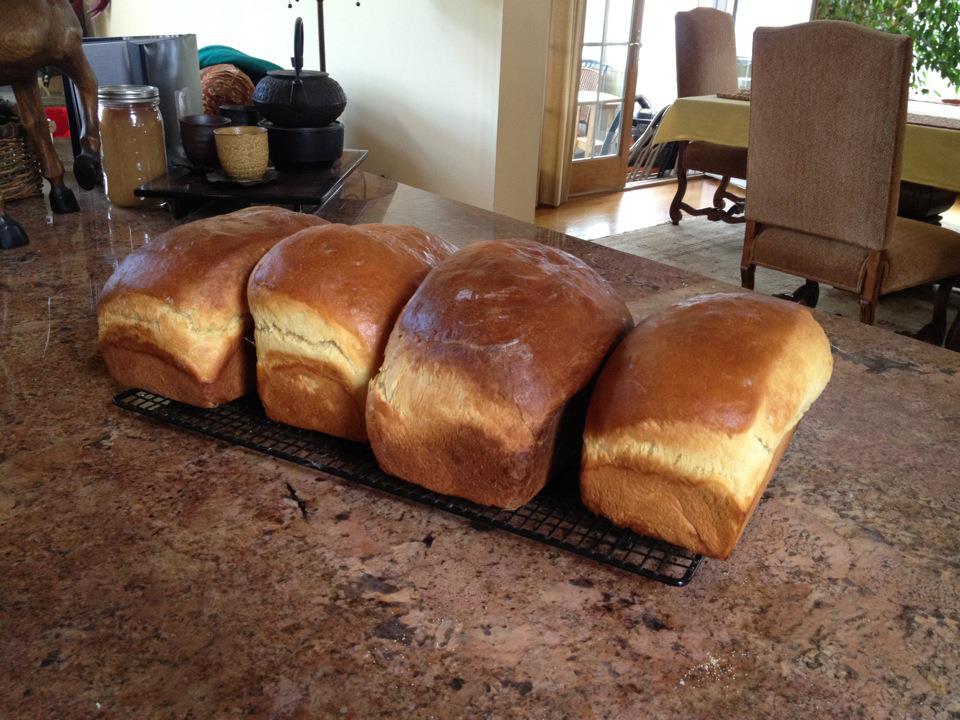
[198,45,282,84]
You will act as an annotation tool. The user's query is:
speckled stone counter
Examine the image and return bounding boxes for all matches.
[2,173,959,719]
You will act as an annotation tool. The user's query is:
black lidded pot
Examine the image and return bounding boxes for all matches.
[252,17,347,128]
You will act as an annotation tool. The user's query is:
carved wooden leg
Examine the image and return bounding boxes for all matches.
[61,47,102,190]
[722,185,746,221]
[740,221,758,290]
[718,204,747,223]
[914,278,955,345]
[712,175,730,210]
[670,142,724,224]
[858,249,884,325]
[12,78,78,213]
[710,174,746,224]
[669,142,689,225]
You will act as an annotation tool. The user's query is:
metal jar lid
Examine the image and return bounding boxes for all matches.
[97,85,160,103]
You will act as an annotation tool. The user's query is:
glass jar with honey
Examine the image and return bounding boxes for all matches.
[97,85,167,208]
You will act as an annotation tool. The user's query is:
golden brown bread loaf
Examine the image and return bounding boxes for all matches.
[97,206,327,407]
[366,238,633,509]
[247,223,456,441]
[581,293,833,559]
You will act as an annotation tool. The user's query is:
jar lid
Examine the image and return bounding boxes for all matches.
[97,85,160,103]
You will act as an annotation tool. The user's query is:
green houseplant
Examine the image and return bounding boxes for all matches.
[815,0,960,95]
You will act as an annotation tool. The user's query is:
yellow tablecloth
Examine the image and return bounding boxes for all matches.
[654,95,960,194]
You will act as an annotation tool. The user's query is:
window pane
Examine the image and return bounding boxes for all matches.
[581,44,602,65]
[573,0,638,162]
[605,0,635,44]
[601,43,628,97]
[584,0,606,43]
[591,101,624,156]
[734,0,813,57]
[634,0,701,110]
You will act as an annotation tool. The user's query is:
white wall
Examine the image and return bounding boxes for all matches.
[494,0,551,221]
[325,0,550,221]
[324,0,503,213]
[94,0,552,222]
[90,1,321,69]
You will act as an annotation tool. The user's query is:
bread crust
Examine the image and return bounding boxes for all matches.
[247,223,456,440]
[101,343,253,408]
[366,239,633,509]
[97,206,327,406]
[581,292,833,559]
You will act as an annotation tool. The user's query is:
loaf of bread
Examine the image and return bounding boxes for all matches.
[581,293,833,559]
[366,239,633,509]
[247,223,456,440]
[98,206,327,407]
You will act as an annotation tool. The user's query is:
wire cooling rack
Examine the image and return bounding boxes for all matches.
[114,389,703,586]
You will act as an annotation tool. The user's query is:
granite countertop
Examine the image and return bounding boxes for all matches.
[2,173,959,719]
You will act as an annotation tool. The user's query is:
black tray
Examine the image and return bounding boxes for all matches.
[135,149,367,216]
[114,389,703,586]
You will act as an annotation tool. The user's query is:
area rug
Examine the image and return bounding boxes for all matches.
[591,218,958,337]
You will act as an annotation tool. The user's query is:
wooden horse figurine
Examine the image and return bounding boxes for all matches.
[1,0,103,248]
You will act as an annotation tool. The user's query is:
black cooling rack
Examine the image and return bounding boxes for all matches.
[114,389,703,586]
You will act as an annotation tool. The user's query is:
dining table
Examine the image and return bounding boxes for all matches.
[2,149,960,718]
[653,94,960,194]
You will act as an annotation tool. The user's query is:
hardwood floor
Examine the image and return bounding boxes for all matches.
[535,178,728,240]
[536,179,960,240]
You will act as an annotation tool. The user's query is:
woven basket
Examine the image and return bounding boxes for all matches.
[200,63,255,116]
[0,121,43,202]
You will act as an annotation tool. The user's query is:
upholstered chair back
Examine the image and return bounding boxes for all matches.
[675,8,739,98]
[747,21,912,251]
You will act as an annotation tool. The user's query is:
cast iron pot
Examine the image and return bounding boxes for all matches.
[218,104,260,126]
[263,120,344,172]
[253,17,346,127]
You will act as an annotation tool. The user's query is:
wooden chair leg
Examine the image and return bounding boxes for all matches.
[915,278,956,345]
[740,220,757,289]
[858,249,884,326]
[946,302,960,352]
[669,142,690,225]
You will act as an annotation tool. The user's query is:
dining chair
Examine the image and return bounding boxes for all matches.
[578,63,602,139]
[576,61,613,158]
[741,21,960,340]
[669,7,747,226]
